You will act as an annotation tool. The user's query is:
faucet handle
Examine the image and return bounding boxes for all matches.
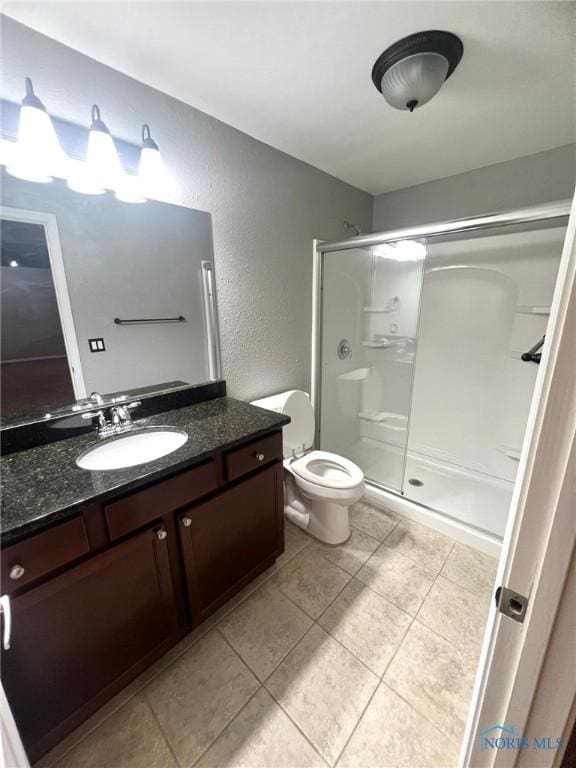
[81,410,107,430]
[126,401,141,410]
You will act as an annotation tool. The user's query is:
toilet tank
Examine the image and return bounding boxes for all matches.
[251,390,315,459]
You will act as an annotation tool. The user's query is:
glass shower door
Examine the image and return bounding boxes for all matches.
[318,240,426,492]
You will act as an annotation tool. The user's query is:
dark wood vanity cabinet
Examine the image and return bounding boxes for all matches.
[2,525,179,758]
[180,463,284,618]
[1,430,284,762]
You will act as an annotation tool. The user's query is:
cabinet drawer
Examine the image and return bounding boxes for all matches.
[1,517,90,593]
[225,431,283,481]
[105,460,218,540]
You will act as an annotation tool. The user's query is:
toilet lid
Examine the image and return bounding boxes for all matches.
[290,450,364,490]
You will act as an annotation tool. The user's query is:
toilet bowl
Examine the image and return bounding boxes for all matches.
[251,391,364,544]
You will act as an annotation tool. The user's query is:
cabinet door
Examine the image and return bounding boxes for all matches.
[179,463,284,618]
[1,526,179,761]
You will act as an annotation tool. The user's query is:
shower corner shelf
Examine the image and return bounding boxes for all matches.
[363,306,395,314]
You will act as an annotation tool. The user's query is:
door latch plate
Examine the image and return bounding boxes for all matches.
[495,586,528,623]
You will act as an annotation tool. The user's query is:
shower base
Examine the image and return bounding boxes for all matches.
[347,437,511,557]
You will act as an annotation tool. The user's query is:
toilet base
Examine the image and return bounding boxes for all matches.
[284,492,351,545]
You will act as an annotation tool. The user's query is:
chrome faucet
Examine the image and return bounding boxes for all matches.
[111,402,141,429]
[82,400,141,437]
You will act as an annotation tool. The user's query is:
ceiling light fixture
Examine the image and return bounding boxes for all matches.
[372,30,463,112]
[6,77,66,182]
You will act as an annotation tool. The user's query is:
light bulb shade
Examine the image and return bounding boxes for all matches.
[138,144,173,200]
[372,30,463,112]
[380,53,449,111]
[66,157,105,195]
[7,104,67,182]
[85,129,124,190]
[115,173,146,204]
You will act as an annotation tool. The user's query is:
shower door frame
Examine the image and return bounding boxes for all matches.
[312,200,572,502]
[313,197,575,768]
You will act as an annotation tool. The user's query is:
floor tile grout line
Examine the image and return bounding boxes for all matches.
[380,560,482,751]
[143,691,185,768]
[44,684,148,767]
[188,684,265,768]
[331,668,382,767]
[378,555,448,686]
[410,615,484,667]
[260,692,332,768]
[377,537,453,574]
[313,581,413,680]
[382,671,470,750]
[201,536,314,629]
[438,569,497,601]
[181,630,266,768]
[217,589,314,685]
[261,622,333,767]
[311,617,383,682]
[378,679,464,751]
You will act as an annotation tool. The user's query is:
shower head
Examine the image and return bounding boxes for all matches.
[343,220,362,236]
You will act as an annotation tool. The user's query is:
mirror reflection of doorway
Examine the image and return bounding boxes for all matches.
[1,214,81,416]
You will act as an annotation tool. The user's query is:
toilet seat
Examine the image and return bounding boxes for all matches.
[290,450,363,490]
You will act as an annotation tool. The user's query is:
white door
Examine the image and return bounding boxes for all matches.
[1,206,87,400]
[460,194,576,767]
[0,681,29,768]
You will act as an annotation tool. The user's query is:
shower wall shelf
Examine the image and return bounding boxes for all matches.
[362,340,394,348]
[363,306,396,313]
[361,336,414,348]
[515,305,551,315]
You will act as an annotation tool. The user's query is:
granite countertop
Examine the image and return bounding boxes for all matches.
[1,397,289,545]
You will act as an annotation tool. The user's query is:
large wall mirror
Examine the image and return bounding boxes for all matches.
[0,170,221,425]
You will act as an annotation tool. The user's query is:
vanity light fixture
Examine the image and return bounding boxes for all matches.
[68,105,123,195]
[1,82,170,203]
[372,31,463,112]
[6,77,66,183]
[138,124,172,199]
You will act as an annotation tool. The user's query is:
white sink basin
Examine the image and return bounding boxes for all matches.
[76,428,188,471]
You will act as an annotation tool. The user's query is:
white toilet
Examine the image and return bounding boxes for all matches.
[252,390,365,544]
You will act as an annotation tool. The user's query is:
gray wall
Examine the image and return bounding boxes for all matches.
[0,17,372,401]
[373,145,576,231]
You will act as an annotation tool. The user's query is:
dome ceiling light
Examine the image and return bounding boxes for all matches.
[372,30,463,112]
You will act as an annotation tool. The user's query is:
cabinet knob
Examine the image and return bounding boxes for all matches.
[255,453,265,462]
[156,529,167,540]
[182,517,192,527]
[9,565,25,581]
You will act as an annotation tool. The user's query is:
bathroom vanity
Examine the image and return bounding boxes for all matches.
[0,154,295,762]
[0,392,289,761]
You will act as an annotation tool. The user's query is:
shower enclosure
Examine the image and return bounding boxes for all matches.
[315,202,570,543]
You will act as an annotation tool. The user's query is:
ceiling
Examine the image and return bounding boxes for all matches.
[3,1,575,195]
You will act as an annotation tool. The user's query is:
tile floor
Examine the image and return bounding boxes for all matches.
[40,501,498,768]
